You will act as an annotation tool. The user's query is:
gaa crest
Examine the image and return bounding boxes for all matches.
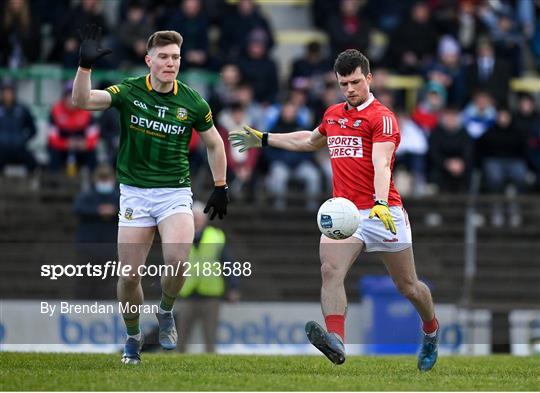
[124,208,133,220]
[176,107,188,121]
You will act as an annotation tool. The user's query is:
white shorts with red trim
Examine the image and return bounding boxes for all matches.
[352,206,412,253]
[118,184,193,227]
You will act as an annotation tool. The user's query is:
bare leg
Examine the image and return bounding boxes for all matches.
[379,246,435,321]
[158,213,195,298]
[117,226,155,320]
[319,235,364,316]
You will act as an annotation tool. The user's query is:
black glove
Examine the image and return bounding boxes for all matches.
[204,185,229,220]
[78,24,112,69]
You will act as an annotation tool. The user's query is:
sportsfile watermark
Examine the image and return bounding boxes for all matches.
[40,260,252,280]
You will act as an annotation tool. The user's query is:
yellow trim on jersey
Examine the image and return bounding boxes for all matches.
[146,74,178,95]
[107,85,120,94]
[204,110,212,123]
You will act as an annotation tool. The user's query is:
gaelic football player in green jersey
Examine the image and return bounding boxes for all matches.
[72,25,228,364]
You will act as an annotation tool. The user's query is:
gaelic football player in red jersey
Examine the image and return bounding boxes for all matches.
[229,49,439,371]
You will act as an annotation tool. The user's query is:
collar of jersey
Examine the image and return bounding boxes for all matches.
[146,74,178,95]
[352,93,374,112]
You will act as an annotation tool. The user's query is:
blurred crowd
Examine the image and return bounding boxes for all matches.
[1,0,540,222]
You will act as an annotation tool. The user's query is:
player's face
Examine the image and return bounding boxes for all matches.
[336,67,372,108]
[145,44,181,84]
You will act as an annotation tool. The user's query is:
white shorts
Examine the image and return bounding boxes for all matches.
[118,184,193,227]
[353,206,412,253]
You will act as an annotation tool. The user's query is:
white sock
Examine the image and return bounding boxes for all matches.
[159,306,172,315]
[127,332,141,341]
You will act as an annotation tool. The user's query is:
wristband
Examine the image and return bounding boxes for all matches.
[262,133,268,147]
[374,199,389,207]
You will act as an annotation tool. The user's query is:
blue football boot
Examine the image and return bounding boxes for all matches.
[121,334,143,365]
[417,328,440,372]
[305,321,346,365]
[156,312,178,350]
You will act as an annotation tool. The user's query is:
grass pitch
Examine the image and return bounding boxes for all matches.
[1,353,539,391]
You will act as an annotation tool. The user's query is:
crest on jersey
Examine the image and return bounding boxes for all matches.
[176,107,188,121]
[124,208,133,220]
[353,120,362,128]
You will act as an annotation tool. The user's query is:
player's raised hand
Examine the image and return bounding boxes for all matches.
[228,125,266,152]
[369,200,397,235]
[204,185,229,220]
[78,24,112,69]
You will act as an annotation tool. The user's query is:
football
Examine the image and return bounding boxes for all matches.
[317,197,361,240]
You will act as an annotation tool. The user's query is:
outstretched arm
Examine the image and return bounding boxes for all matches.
[229,125,327,152]
[72,68,112,111]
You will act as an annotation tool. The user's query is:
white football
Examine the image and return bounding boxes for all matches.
[317,197,361,240]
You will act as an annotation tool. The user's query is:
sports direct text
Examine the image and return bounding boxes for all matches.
[327,136,363,158]
[41,260,252,280]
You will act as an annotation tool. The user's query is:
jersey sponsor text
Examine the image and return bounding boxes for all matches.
[130,115,186,135]
[328,135,363,158]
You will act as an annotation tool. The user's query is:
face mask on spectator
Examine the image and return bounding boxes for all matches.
[95,181,115,194]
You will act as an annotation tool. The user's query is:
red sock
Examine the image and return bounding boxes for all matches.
[422,316,439,335]
[325,314,345,342]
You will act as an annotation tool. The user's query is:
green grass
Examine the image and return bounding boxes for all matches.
[1,353,539,391]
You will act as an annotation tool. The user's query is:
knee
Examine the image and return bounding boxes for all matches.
[118,273,141,288]
[321,262,342,284]
[395,280,419,300]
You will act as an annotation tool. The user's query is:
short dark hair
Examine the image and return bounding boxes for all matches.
[333,49,370,77]
[147,31,183,53]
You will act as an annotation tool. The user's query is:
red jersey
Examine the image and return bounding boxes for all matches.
[318,94,402,209]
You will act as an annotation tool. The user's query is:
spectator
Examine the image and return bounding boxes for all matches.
[465,39,512,105]
[0,0,41,68]
[218,102,259,201]
[73,163,119,243]
[462,90,497,140]
[325,0,372,57]
[177,201,240,353]
[219,0,274,60]
[48,81,99,174]
[236,31,279,105]
[478,108,529,227]
[0,80,37,174]
[388,1,439,74]
[425,35,466,107]
[363,0,413,34]
[157,0,212,71]
[208,63,243,118]
[311,0,339,31]
[73,163,119,299]
[395,111,428,195]
[264,88,312,132]
[512,93,540,190]
[49,0,109,68]
[479,5,524,76]
[289,41,333,99]
[265,102,321,210]
[116,1,154,69]
[429,106,473,192]
[234,82,265,130]
[411,81,447,134]
[456,0,487,62]
[98,106,120,168]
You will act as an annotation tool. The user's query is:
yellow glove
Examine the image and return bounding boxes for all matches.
[369,200,397,234]
[228,125,266,152]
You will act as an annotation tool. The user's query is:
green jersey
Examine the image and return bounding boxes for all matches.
[106,74,213,188]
